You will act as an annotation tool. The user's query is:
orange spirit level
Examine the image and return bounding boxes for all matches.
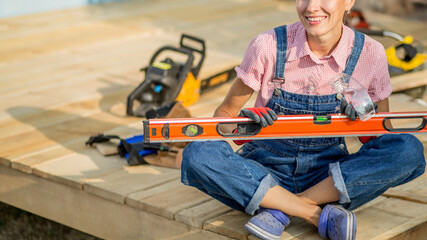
[143,112,427,143]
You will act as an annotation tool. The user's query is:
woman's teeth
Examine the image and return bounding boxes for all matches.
[307,17,325,22]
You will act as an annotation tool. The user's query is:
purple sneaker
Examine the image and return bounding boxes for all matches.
[245,208,290,240]
[318,204,356,240]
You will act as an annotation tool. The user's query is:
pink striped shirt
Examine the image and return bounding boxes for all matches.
[235,22,392,107]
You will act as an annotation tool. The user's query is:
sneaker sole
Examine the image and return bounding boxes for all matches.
[335,205,356,240]
[320,205,356,240]
[245,222,281,240]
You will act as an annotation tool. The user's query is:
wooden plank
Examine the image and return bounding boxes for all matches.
[143,150,183,169]
[0,77,133,121]
[128,180,229,223]
[0,36,239,121]
[0,165,141,239]
[389,93,427,111]
[30,146,127,190]
[0,34,187,115]
[0,165,232,240]
[203,211,251,240]
[0,0,294,75]
[0,33,155,95]
[83,165,180,204]
[355,198,427,239]
[0,21,142,62]
[11,138,86,174]
[0,7,108,41]
[137,184,213,220]
[345,137,363,154]
[372,215,427,240]
[383,173,427,204]
[0,157,11,167]
[0,0,294,122]
[0,105,138,159]
[126,180,183,209]
[391,70,427,92]
[175,199,233,228]
[0,59,139,115]
[168,1,296,57]
[162,229,232,240]
[0,89,133,139]
[10,121,140,174]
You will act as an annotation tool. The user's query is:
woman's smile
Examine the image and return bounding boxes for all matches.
[306,16,327,25]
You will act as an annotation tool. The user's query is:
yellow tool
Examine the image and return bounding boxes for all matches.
[386,36,426,73]
[127,34,236,117]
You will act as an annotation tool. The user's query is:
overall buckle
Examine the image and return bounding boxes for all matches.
[271,77,285,89]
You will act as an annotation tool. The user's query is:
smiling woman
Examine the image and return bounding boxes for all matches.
[179,0,426,239]
[296,0,355,57]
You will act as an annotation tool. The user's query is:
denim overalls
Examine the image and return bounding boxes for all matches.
[181,25,425,215]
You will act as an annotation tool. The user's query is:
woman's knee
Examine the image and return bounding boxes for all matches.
[379,134,425,165]
[181,141,231,172]
[395,134,425,166]
[182,142,205,171]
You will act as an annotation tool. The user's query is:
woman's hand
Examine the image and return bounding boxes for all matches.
[239,107,277,127]
[340,99,378,121]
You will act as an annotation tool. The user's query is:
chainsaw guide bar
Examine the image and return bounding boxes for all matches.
[143,112,427,143]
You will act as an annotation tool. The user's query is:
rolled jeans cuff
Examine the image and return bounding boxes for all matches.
[329,162,351,204]
[245,174,278,215]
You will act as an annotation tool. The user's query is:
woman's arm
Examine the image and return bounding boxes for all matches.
[376,97,393,129]
[214,78,255,118]
[213,78,255,133]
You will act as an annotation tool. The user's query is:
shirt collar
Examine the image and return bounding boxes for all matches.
[287,23,353,71]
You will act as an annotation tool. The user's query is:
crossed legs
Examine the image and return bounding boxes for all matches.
[260,176,338,226]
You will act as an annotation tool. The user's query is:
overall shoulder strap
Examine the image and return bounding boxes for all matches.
[343,31,365,77]
[274,25,288,80]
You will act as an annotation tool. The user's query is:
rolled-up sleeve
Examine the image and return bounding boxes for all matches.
[235,36,266,92]
[368,44,392,103]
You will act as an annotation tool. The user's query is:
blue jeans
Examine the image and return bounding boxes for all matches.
[181,90,426,215]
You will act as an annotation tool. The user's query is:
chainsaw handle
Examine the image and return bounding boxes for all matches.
[383,116,427,132]
[180,34,206,78]
[148,46,193,65]
[180,34,206,55]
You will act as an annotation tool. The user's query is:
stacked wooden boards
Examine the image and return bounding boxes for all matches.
[0,0,426,239]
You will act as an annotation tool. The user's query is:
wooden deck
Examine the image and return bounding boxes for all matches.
[0,0,426,239]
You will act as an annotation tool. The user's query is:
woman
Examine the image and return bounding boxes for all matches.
[181,0,425,239]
